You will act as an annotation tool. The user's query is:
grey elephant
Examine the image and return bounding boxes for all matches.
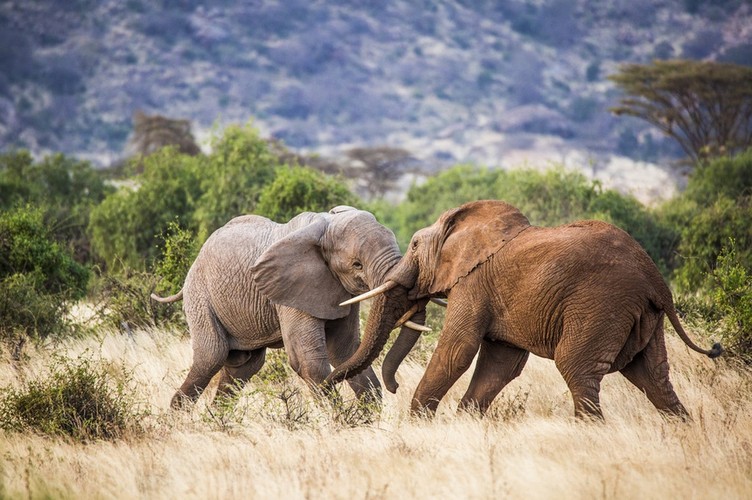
[152,206,427,409]
[328,200,721,419]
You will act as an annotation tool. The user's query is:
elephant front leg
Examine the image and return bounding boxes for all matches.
[278,306,334,393]
[459,340,529,415]
[411,312,484,415]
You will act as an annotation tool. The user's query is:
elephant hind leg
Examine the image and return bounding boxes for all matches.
[620,333,688,418]
[172,308,229,409]
[555,330,621,420]
[215,348,267,399]
[459,340,529,415]
[558,369,606,420]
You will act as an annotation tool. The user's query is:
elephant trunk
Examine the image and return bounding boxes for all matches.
[325,285,411,387]
[382,306,426,393]
[368,247,403,291]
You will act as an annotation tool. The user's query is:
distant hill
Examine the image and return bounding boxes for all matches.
[1,0,750,201]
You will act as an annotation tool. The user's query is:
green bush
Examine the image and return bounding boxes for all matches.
[683,148,752,203]
[88,124,289,271]
[153,220,199,296]
[0,273,71,345]
[0,206,89,341]
[92,268,184,331]
[192,124,280,239]
[0,206,89,296]
[0,354,145,441]
[662,149,752,291]
[496,168,600,225]
[710,239,752,360]
[88,147,203,271]
[255,165,358,222]
[381,165,674,271]
[0,150,112,263]
[376,165,502,248]
[669,196,752,291]
[0,151,110,211]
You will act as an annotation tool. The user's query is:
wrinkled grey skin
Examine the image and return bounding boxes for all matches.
[328,200,721,419]
[153,206,413,409]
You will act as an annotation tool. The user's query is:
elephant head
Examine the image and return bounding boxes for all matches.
[251,206,406,321]
[326,200,531,390]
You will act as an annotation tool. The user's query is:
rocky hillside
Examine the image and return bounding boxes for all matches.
[1,0,751,201]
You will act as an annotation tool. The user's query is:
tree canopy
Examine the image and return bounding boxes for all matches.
[609,60,752,162]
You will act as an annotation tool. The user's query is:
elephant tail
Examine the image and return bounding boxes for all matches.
[150,289,184,303]
[664,302,723,358]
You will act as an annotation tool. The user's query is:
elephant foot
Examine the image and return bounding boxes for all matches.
[659,403,690,422]
[573,397,604,421]
[170,391,196,410]
[409,396,440,418]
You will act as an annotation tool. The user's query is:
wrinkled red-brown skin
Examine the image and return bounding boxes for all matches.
[328,200,720,420]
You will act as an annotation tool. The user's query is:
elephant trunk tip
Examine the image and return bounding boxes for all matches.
[324,368,348,387]
[708,342,723,359]
[384,379,399,394]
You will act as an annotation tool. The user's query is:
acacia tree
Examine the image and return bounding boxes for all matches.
[609,60,752,162]
[346,146,417,198]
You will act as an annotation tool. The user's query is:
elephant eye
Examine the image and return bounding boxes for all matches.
[353,260,363,270]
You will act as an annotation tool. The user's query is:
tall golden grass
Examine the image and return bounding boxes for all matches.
[1,324,750,499]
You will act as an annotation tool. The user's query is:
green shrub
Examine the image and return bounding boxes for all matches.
[255,165,358,222]
[382,165,674,271]
[0,206,89,341]
[377,165,502,248]
[683,148,752,203]
[88,147,203,271]
[0,205,89,296]
[254,349,293,386]
[711,239,752,360]
[193,124,280,239]
[0,272,71,344]
[153,220,199,295]
[0,150,112,263]
[496,168,599,225]
[92,268,185,331]
[669,196,752,291]
[663,149,752,291]
[0,354,145,441]
[88,124,290,271]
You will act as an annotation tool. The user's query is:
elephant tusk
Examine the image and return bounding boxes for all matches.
[404,320,431,332]
[340,280,398,306]
[394,304,419,328]
[393,304,431,332]
[430,298,448,307]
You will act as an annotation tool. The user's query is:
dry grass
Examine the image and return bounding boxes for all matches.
[1,326,751,499]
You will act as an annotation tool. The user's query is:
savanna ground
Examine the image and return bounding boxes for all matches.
[1,304,750,500]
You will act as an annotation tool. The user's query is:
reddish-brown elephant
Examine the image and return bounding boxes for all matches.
[327,200,721,419]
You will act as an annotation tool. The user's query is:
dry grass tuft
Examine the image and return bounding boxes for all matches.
[1,327,750,499]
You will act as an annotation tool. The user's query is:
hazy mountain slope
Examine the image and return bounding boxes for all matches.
[1,0,750,198]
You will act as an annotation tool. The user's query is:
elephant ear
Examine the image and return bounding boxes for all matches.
[252,215,351,320]
[429,200,531,295]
